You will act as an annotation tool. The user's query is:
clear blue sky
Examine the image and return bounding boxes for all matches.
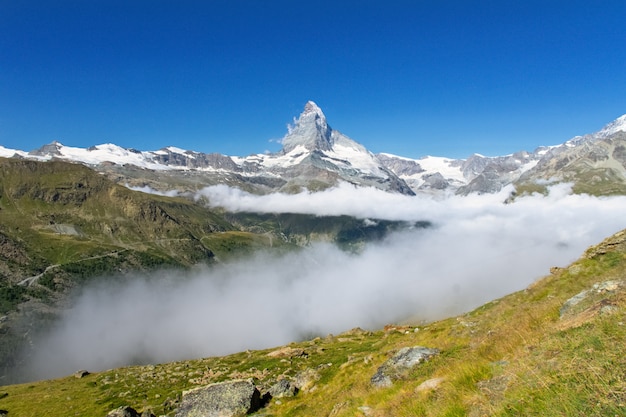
[1,1,625,159]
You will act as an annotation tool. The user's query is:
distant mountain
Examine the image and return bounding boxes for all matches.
[1,103,626,196]
[377,115,626,196]
[515,119,626,195]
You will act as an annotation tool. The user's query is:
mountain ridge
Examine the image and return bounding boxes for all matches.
[2,103,626,196]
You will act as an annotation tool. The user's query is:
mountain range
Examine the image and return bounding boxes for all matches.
[3,101,626,197]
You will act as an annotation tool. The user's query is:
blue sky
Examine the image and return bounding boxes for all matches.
[1,1,625,159]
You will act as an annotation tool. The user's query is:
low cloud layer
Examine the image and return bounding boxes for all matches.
[23,184,626,381]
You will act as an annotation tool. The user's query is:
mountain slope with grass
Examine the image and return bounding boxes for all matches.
[0,157,419,383]
[0,157,244,381]
[1,227,624,416]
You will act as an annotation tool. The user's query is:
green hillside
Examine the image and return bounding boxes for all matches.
[0,157,418,383]
[1,227,624,416]
[0,158,280,381]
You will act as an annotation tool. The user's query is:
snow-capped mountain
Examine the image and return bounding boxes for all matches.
[2,102,626,197]
[234,101,415,194]
[377,115,626,195]
[376,150,540,195]
[2,101,415,195]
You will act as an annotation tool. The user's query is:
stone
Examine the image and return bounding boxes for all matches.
[371,346,439,388]
[358,406,374,416]
[106,406,139,417]
[268,378,298,398]
[175,379,261,417]
[74,370,90,378]
[293,367,323,392]
[415,377,445,392]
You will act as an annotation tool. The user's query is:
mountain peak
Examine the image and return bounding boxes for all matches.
[596,114,626,139]
[281,101,333,153]
[29,141,64,157]
[302,100,325,119]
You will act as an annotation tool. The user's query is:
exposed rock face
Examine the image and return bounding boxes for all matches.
[282,101,333,153]
[558,280,624,329]
[371,346,439,388]
[420,172,449,190]
[376,154,425,177]
[175,379,261,417]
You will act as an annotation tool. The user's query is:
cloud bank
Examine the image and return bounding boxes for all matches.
[23,184,626,381]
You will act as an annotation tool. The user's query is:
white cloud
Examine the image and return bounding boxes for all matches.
[21,184,626,381]
[125,184,180,197]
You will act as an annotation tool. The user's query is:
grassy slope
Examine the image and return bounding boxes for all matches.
[0,157,288,381]
[1,228,624,416]
[0,158,294,285]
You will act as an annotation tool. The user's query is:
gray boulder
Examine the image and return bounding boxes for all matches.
[268,378,298,398]
[371,346,439,388]
[175,379,261,417]
[74,369,90,378]
[106,406,139,417]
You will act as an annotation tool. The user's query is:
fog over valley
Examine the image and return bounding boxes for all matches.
[23,184,626,381]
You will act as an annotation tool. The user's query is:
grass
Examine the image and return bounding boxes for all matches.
[3,231,625,416]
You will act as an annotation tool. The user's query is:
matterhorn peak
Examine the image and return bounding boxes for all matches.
[302,100,326,119]
[281,101,333,153]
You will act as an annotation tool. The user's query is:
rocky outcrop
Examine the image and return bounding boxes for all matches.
[558,280,624,330]
[371,346,439,388]
[105,406,139,417]
[266,346,307,359]
[268,378,298,398]
[74,370,90,378]
[293,365,326,392]
[175,379,261,417]
[105,407,154,417]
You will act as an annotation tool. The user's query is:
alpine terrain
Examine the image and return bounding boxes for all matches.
[2,101,626,197]
[0,102,626,416]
